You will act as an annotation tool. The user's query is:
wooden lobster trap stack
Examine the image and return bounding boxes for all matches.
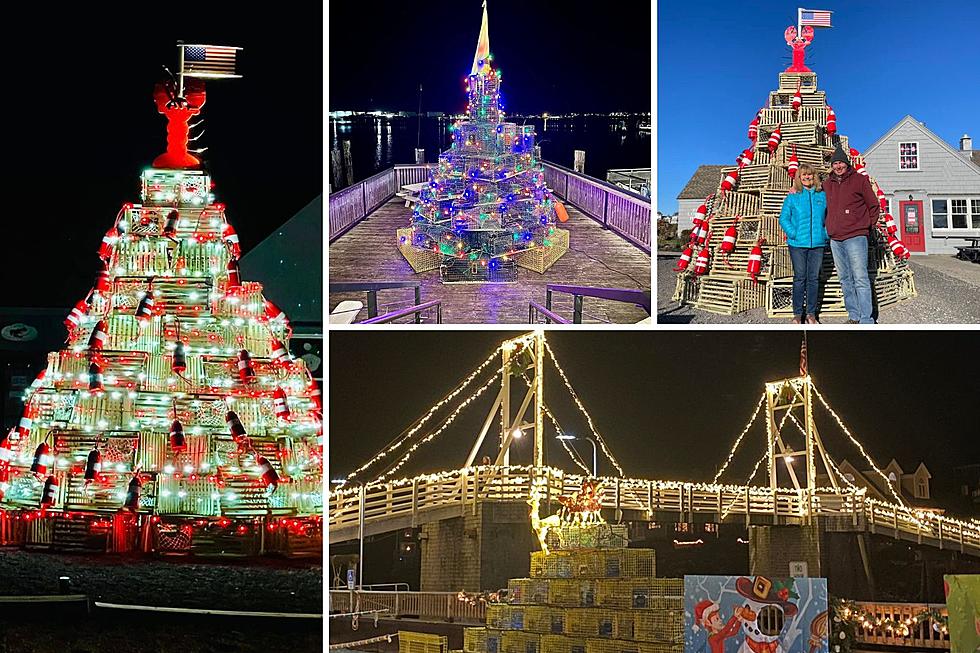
[466,524,684,653]
[676,66,916,317]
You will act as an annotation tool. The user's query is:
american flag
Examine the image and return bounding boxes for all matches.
[799,9,833,28]
[799,336,809,377]
[181,44,241,79]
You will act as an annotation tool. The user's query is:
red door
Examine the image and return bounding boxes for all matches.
[899,200,926,253]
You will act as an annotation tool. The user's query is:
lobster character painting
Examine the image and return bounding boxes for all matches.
[685,575,829,653]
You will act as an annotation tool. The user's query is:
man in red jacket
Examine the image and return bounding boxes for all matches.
[824,145,879,323]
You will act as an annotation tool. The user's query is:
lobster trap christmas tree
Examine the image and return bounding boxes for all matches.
[0,45,323,556]
[672,21,916,317]
[398,1,569,283]
[462,483,684,653]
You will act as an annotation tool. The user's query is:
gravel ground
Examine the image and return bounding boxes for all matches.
[657,254,980,324]
[0,549,322,612]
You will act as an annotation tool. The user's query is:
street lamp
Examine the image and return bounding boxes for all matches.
[556,434,597,477]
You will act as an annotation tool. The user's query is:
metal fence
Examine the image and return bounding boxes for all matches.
[328,163,652,253]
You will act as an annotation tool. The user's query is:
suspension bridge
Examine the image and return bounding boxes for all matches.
[328,332,980,591]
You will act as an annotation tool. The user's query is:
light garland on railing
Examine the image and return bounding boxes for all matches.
[713,392,766,483]
[342,345,505,483]
[372,370,504,483]
[831,597,949,653]
[543,339,624,477]
[809,381,919,522]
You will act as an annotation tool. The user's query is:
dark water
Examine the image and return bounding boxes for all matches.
[328,115,651,191]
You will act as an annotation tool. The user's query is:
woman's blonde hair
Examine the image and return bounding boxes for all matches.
[792,163,822,192]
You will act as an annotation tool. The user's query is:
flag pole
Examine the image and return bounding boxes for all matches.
[797,7,803,38]
[177,41,186,98]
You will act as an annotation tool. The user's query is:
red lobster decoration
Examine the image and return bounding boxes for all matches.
[784,25,815,73]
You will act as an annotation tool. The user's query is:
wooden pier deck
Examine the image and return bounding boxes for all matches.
[329,197,651,324]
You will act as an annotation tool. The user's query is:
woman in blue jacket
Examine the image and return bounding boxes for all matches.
[779,163,829,324]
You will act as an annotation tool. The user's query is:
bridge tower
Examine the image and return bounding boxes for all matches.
[464,331,546,469]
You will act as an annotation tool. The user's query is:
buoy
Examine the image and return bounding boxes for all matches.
[555,202,569,223]
[88,360,105,394]
[135,288,155,322]
[787,145,800,180]
[16,409,33,440]
[748,115,759,141]
[95,268,112,295]
[693,243,711,276]
[826,106,837,135]
[226,259,242,291]
[223,223,242,259]
[163,210,179,237]
[0,429,15,474]
[269,337,291,366]
[673,244,694,272]
[720,219,739,255]
[65,300,88,331]
[767,124,783,154]
[792,82,802,112]
[737,149,754,168]
[886,232,911,260]
[237,349,256,384]
[273,387,290,421]
[31,442,53,477]
[226,411,248,448]
[720,168,739,194]
[88,320,109,351]
[883,213,898,235]
[170,419,187,453]
[695,218,711,246]
[747,239,766,284]
[876,187,887,210]
[124,475,142,512]
[855,160,868,176]
[84,448,102,483]
[256,455,280,493]
[173,341,187,373]
[99,227,119,260]
[41,475,59,507]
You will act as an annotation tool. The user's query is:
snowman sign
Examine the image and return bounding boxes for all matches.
[685,575,829,653]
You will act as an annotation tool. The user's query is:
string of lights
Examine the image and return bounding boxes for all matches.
[543,339,624,477]
[372,370,504,483]
[712,392,766,483]
[515,372,591,476]
[719,406,795,519]
[343,345,505,483]
[809,381,918,518]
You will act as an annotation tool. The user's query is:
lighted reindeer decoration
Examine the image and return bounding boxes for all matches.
[784,25,815,72]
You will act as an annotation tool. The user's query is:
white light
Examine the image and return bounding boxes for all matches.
[163,465,175,474]
[512,428,523,439]
[183,465,194,474]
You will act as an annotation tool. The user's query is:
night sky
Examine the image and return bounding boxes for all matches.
[4,2,321,309]
[330,331,978,514]
[328,0,652,114]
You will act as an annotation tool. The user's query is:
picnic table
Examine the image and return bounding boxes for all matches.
[395,182,428,207]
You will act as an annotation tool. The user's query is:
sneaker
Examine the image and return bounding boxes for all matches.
[806,315,819,324]
[846,319,859,324]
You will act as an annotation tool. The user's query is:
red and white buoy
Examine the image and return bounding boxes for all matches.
[673,244,694,272]
[748,115,759,141]
[737,148,755,168]
[792,83,802,112]
[767,124,783,154]
[693,245,711,277]
[226,260,242,291]
[222,223,241,260]
[41,475,59,507]
[273,387,290,421]
[787,145,800,180]
[95,268,112,295]
[825,106,837,135]
[883,213,898,235]
[65,300,88,331]
[720,219,739,255]
[31,442,53,477]
[876,187,887,210]
[88,319,109,352]
[99,227,119,260]
[256,455,280,493]
[226,411,247,440]
[124,475,142,511]
[269,337,291,366]
[172,341,187,373]
[237,349,256,383]
[0,429,15,473]
[720,168,739,194]
[886,232,911,260]
[84,448,102,483]
[135,288,155,323]
[264,299,286,323]
[16,408,34,440]
[854,159,868,176]
[695,217,711,246]
[747,239,766,284]
[88,360,104,394]
[169,419,187,453]
[163,210,180,238]
[29,370,47,395]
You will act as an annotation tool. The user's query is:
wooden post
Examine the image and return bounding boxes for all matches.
[412,478,420,527]
[342,140,354,187]
[573,150,586,174]
[534,333,545,469]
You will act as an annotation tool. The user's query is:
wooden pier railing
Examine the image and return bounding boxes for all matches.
[327,466,980,557]
[328,164,652,253]
[851,602,950,649]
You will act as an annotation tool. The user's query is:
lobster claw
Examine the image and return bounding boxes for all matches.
[800,25,814,44]
[784,25,798,44]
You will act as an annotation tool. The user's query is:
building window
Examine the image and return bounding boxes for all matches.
[933,199,948,228]
[932,198,980,230]
[899,142,919,170]
[916,480,928,499]
[973,200,980,229]
[951,199,969,229]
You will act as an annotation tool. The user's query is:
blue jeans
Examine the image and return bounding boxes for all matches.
[788,246,824,317]
[830,236,874,323]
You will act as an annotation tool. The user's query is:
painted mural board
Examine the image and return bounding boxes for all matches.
[685,575,829,653]
[944,574,980,653]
